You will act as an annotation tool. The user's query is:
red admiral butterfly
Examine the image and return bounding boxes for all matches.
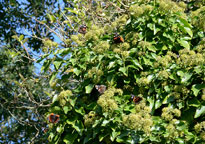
[95,85,106,94]
[48,113,60,123]
[131,94,142,104]
[78,25,87,34]
[113,33,124,43]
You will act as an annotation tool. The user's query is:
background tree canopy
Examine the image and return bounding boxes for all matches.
[0,0,205,144]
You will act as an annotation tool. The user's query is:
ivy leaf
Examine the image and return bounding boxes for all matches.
[183,27,193,38]
[177,18,192,28]
[63,106,72,114]
[52,94,58,103]
[163,95,175,104]
[194,106,205,118]
[53,61,62,70]
[19,35,24,41]
[73,68,81,76]
[188,98,200,107]
[177,39,190,49]
[119,67,128,76]
[75,107,85,115]
[191,84,205,96]
[63,131,78,144]
[177,71,192,83]
[85,84,94,94]
[110,130,121,141]
[99,133,108,142]
[132,59,143,70]
[155,99,163,109]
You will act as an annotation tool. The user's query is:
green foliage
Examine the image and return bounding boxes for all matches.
[39,0,205,143]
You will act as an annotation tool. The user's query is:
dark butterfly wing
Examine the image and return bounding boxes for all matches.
[119,36,124,42]
[53,115,60,123]
[133,96,142,103]
[49,113,60,123]
[78,25,87,34]
[131,94,142,104]
[113,34,124,43]
[95,85,106,94]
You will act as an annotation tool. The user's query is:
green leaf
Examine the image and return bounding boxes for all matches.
[63,106,72,114]
[47,14,56,23]
[65,7,78,15]
[52,94,59,103]
[51,106,61,113]
[53,61,62,70]
[73,68,81,76]
[177,71,192,83]
[147,45,157,52]
[63,131,78,144]
[108,61,115,69]
[99,133,108,142]
[111,130,121,141]
[155,99,163,109]
[177,18,192,28]
[119,67,128,76]
[163,95,175,104]
[19,35,24,41]
[188,98,200,107]
[177,39,190,49]
[195,106,205,118]
[192,84,205,96]
[85,84,94,94]
[183,27,193,38]
[83,133,92,144]
[101,119,109,126]
[41,59,52,72]
[75,107,85,115]
[73,120,84,135]
[49,72,57,87]
[56,125,64,133]
[132,59,143,70]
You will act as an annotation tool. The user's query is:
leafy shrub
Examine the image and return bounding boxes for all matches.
[40,0,205,143]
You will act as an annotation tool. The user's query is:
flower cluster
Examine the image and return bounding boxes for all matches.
[165,119,186,140]
[177,48,204,68]
[93,41,110,54]
[154,55,173,68]
[158,0,186,14]
[123,100,152,134]
[87,67,103,83]
[194,121,205,140]
[84,25,104,41]
[202,89,205,101]
[191,6,205,31]
[97,87,122,113]
[42,39,58,52]
[84,111,97,127]
[110,15,128,31]
[161,107,181,121]
[129,4,153,18]
[138,41,152,52]
[58,90,73,106]
[125,32,139,46]
[71,34,85,46]
[157,70,170,80]
[137,77,150,87]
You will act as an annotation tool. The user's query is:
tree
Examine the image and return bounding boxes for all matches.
[0,0,64,143]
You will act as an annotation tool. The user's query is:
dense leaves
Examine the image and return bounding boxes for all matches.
[39,0,205,143]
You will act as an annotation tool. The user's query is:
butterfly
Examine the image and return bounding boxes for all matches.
[95,85,107,94]
[78,25,87,34]
[113,33,124,43]
[131,94,142,104]
[48,113,60,123]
